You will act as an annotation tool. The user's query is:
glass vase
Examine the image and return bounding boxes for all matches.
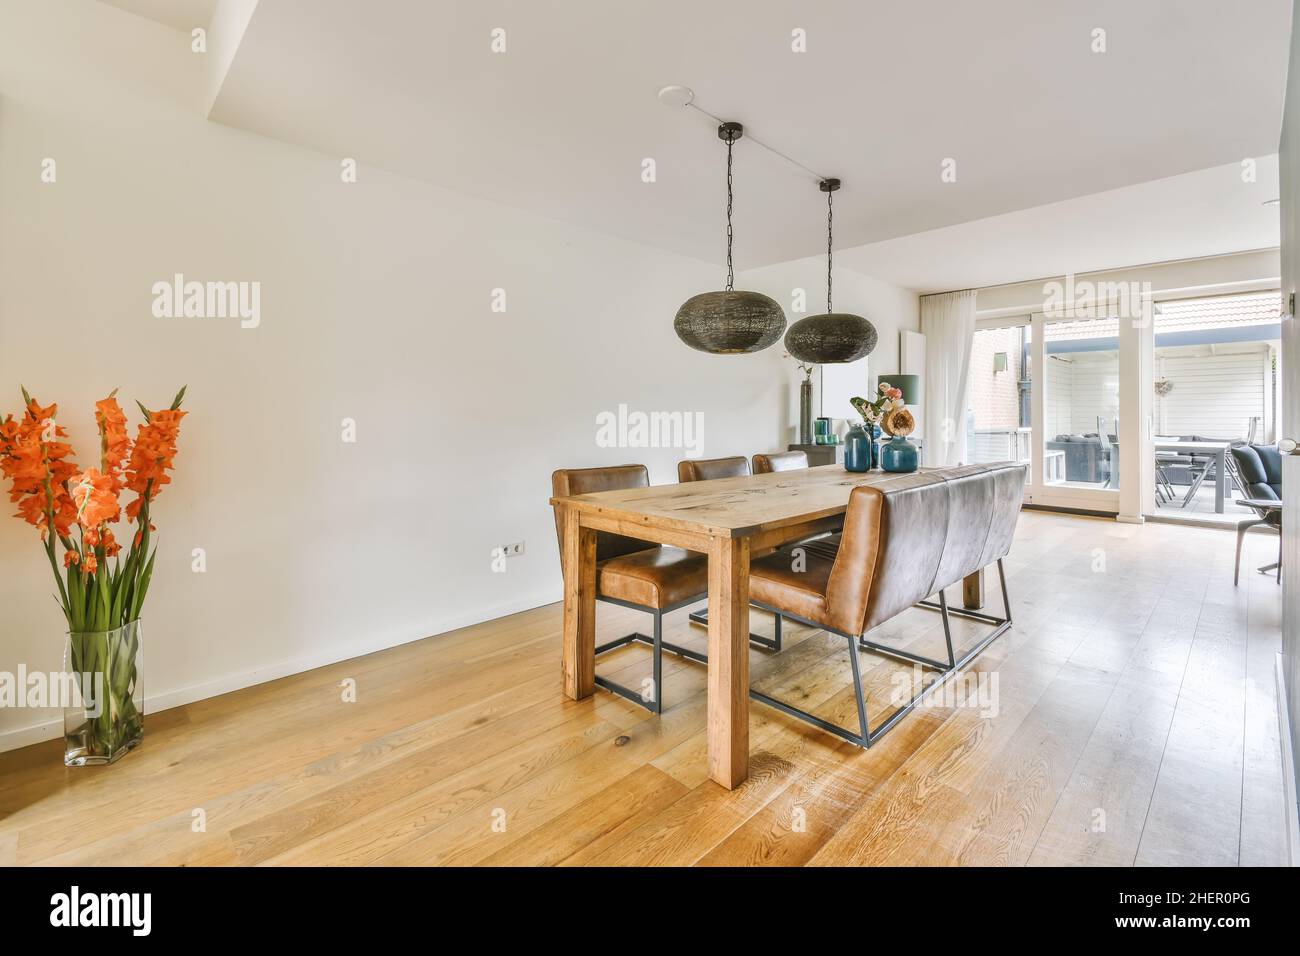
[63,620,143,766]
[844,423,873,472]
[881,435,919,473]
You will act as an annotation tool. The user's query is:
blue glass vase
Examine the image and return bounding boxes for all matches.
[844,423,873,472]
[881,435,919,473]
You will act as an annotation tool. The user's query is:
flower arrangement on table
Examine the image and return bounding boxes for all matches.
[0,385,187,764]
[851,381,915,437]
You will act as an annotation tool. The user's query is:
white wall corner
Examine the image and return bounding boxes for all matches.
[204,0,260,117]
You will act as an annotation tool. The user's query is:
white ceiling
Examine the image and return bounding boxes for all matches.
[838,156,1281,293]
[100,0,218,31]
[197,0,1290,278]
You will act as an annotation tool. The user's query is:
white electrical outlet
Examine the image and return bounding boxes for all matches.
[498,541,524,558]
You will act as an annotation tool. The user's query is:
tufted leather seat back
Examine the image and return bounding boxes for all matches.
[678,456,751,482]
[551,465,654,562]
[825,463,1027,635]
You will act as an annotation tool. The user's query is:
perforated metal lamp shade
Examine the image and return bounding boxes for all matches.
[783,178,878,364]
[784,313,878,364]
[675,290,786,354]
[673,122,786,355]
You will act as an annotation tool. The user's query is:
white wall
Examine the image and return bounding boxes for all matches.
[1043,356,1076,438]
[0,0,793,746]
[739,258,919,436]
[1155,350,1271,437]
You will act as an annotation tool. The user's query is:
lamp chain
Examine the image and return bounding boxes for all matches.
[826,187,833,313]
[725,137,735,292]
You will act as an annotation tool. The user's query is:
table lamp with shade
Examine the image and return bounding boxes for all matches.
[878,373,921,472]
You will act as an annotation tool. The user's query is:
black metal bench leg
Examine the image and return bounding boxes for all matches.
[939,588,956,668]
[847,634,869,745]
[751,558,1014,749]
[997,557,1012,624]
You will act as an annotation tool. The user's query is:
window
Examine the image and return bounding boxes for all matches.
[967,324,1031,471]
[1042,316,1119,489]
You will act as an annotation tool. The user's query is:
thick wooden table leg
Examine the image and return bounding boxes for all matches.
[962,569,985,610]
[707,535,750,789]
[561,507,596,700]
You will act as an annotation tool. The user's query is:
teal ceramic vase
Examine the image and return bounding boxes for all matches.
[844,423,872,472]
[881,435,918,473]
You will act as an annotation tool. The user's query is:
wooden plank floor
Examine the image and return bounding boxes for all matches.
[0,511,1288,866]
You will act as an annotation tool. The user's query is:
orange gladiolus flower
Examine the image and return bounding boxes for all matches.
[83,551,98,574]
[95,395,130,490]
[0,398,79,539]
[71,468,120,529]
[125,408,185,521]
[63,549,80,568]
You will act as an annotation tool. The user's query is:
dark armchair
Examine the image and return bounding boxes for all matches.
[1229,443,1282,585]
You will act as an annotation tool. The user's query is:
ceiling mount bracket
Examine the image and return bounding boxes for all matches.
[718,122,743,144]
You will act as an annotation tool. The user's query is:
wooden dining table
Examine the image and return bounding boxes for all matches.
[551,463,984,790]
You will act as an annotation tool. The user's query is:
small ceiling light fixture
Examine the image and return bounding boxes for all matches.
[674,123,786,355]
[656,85,695,108]
[784,178,878,364]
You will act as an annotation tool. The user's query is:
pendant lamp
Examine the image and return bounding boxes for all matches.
[674,123,786,354]
[783,178,877,364]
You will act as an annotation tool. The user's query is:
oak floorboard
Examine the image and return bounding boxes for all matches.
[0,513,1285,867]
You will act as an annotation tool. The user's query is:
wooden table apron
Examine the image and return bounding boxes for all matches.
[551,465,981,790]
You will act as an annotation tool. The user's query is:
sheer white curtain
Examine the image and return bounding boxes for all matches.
[921,290,977,466]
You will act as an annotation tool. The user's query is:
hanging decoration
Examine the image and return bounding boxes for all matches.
[674,123,786,355]
[784,178,877,364]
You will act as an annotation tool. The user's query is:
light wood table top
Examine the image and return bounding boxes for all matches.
[552,463,964,541]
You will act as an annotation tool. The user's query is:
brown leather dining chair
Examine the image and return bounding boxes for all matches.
[552,464,710,713]
[752,450,809,474]
[745,463,1026,748]
[677,456,750,482]
[754,449,843,559]
[677,455,781,651]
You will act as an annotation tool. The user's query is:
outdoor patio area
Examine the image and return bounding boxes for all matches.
[966,291,1283,525]
[1152,480,1260,524]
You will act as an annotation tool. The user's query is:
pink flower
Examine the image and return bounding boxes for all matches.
[886,387,903,399]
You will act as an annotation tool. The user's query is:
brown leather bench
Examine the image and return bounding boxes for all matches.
[747,462,1027,747]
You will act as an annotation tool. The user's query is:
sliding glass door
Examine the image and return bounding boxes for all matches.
[1040,314,1121,495]
[971,287,1283,521]
[969,311,1123,512]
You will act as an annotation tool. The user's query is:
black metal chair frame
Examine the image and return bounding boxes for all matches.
[594,593,780,714]
[686,607,781,651]
[748,558,1013,748]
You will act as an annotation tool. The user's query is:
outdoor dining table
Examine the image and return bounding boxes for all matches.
[1153,439,1232,513]
[550,464,988,790]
